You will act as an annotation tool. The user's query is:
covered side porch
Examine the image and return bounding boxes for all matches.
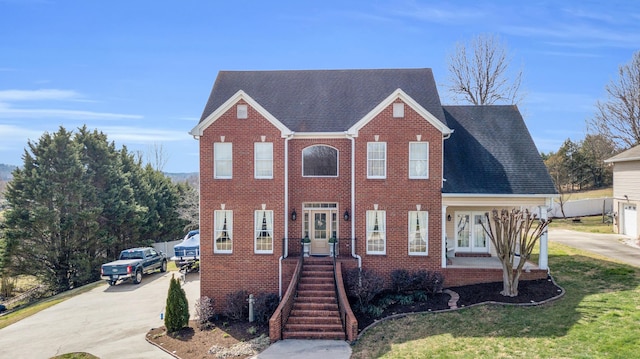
[441,194,553,286]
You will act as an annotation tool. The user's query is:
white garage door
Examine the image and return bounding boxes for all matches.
[623,204,638,238]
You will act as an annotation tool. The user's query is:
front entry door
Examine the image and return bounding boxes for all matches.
[310,211,330,255]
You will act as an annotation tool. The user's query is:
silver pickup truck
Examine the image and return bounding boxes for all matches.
[100,247,167,286]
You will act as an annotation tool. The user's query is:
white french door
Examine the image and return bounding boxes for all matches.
[455,212,489,253]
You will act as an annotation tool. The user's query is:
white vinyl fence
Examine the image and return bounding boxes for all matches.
[549,197,612,218]
[153,239,182,257]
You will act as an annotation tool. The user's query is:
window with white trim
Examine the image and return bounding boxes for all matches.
[302,145,338,177]
[409,142,429,179]
[254,142,273,179]
[214,210,233,253]
[214,143,232,179]
[366,210,386,254]
[408,211,428,255]
[367,142,386,178]
[254,210,273,253]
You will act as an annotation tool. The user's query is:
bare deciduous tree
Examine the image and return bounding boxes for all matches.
[588,51,640,149]
[447,33,523,105]
[482,209,550,297]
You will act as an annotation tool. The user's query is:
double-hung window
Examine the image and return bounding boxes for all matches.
[254,142,273,179]
[254,210,273,253]
[409,142,429,179]
[214,210,233,253]
[366,210,386,254]
[214,143,232,179]
[367,142,386,178]
[408,211,428,255]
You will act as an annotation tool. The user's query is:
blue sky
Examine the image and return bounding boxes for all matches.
[1,0,638,173]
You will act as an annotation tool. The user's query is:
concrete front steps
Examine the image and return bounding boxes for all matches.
[283,258,345,340]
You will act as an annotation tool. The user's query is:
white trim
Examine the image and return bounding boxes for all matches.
[367,142,387,179]
[189,90,293,137]
[442,193,557,198]
[301,144,339,177]
[408,210,429,256]
[347,89,452,137]
[254,210,274,254]
[290,132,352,139]
[408,141,429,179]
[254,142,273,179]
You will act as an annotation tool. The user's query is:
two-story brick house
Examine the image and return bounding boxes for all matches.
[190,69,556,339]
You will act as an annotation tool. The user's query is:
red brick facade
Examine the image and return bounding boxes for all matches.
[198,96,450,310]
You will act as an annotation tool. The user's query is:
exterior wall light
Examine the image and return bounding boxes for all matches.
[291,209,297,221]
[343,210,350,221]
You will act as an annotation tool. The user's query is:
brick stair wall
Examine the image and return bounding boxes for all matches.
[282,258,345,340]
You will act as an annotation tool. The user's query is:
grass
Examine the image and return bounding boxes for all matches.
[549,215,614,234]
[50,353,99,359]
[351,242,640,359]
[0,281,104,330]
[562,187,612,200]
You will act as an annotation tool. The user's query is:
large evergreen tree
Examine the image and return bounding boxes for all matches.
[3,126,188,293]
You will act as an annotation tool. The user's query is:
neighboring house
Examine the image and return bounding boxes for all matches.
[605,145,640,239]
[189,69,557,331]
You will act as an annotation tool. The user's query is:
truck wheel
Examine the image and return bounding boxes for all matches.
[160,260,167,273]
[109,280,116,286]
[133,269,142,284]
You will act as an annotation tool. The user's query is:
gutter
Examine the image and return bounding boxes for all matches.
[348,134,362,268]
[279,134,294,298]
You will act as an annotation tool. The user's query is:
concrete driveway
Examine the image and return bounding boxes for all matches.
[549,228,640,267]
[0,271,200,359]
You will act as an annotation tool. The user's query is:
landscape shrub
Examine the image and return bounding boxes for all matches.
[344,268,384,307]
[253,292,279,324]
[165,274,190,333]
[195,296,215,330]
[390,269,413,293]
[223,290,248,321]
[412,269,445,294]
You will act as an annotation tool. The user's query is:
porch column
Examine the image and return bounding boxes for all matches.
[538,206,549,270]
[442,205,448,268]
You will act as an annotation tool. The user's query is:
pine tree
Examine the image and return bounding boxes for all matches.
[165,274,190,333]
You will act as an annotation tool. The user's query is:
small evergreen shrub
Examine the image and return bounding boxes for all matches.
[412,290,428,302]
[223,290,248,320]
[391,269,413,293]
[344,268,384,307]
[253,292,279,324]
[165,274,190,333]
[412,269,445,294]
[195,296,215,330]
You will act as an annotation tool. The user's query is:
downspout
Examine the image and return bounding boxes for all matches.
[441,130,452,269]
[279,134,293,298]
[348,134,362,268]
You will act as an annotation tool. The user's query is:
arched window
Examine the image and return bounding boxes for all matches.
[302,145,338,177]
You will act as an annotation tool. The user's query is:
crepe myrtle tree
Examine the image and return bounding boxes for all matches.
[482,209,550,297]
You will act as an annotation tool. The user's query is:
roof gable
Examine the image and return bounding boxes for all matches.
[604,144,640,163]
[194,69,447,134]
[442,105,556,195]
[190,90,292,137]
[347,88,451,137]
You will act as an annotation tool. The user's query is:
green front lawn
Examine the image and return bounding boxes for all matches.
[549,215,614,234]
[351,243,640,358]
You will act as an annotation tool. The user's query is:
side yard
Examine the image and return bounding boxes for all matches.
[351,242,640,358]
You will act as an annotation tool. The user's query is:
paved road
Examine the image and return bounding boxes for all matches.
[0,271,200,359]
[549,228,640,267]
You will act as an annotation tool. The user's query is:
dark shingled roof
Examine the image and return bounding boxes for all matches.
[442,106,557,195]
[199,69,446,132]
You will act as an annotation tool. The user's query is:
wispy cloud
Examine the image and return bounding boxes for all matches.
[390,2,485,24]
[0,89,80,101]
[0,107,142,120]
[100,126,191,144]
[0,88,142,120]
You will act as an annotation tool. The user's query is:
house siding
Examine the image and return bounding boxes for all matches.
[199,101,285,311]
[611,161,640,238]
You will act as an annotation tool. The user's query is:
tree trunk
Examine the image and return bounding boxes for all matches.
[501,263,519,297]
